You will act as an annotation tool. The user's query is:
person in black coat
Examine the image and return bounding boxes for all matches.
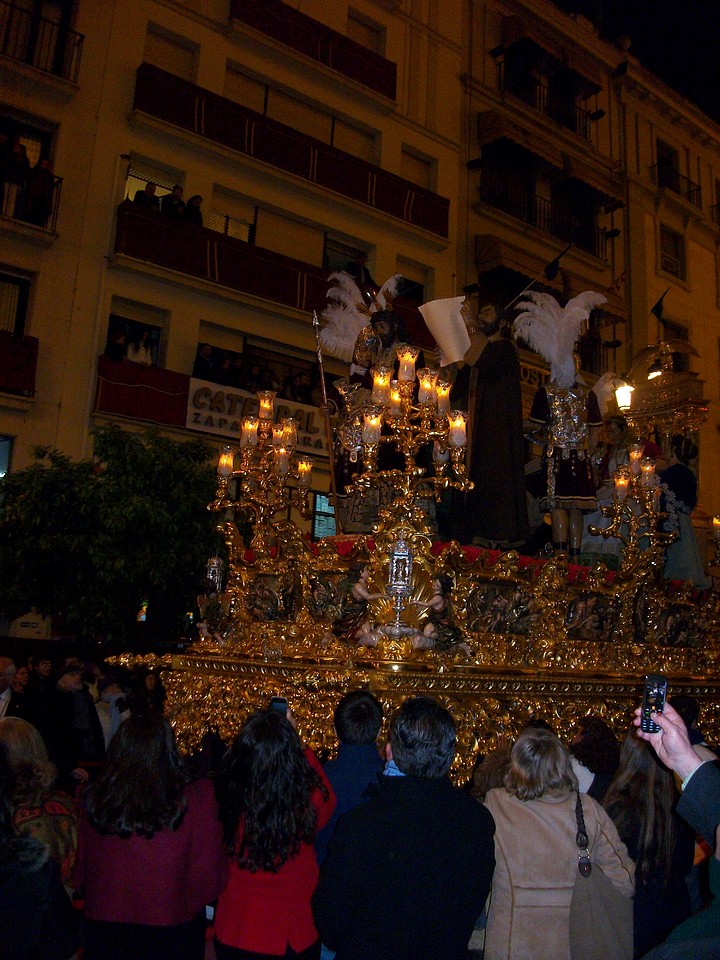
[312,696,495,960]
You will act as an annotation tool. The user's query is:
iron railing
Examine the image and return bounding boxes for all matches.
[479,173,606,259]
[497,63,592,140]
[0,172,62,231]
[650,163,702,209]
[0,0,83,81]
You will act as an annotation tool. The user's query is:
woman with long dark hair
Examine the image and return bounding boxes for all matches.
[604,730,695,957]
[569,715,620,802]
[214,708,335,959]
[73,714,227,960]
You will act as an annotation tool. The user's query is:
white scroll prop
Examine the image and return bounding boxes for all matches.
[418,296,469,366]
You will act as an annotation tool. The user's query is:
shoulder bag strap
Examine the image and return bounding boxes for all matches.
[575,791,592,877]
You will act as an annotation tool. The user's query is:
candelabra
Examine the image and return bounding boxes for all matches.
[589,455,674,575]
[210,390,314,562]
[339,346,473,531]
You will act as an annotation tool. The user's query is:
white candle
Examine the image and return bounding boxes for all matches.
[282,418,298,449]
[629,444,643,476]
[389,381,402,416]
[417,368,438,405]
[274,446,291,475]
[614,473,629,501]
[397,346,419,383]
[641,459,655,487]
[362,408,383,444]
[447,410,468,448]
[271,423,285,446]
[435,379,451,415]
[241,417,259,446]
[257,390,276,420]
[296,456,313,487]
[217,445,234,476]
[372,366,393,406]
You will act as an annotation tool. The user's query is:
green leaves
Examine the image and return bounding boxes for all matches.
[0,425,223,646]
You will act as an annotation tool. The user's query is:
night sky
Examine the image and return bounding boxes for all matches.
[559,0,720,125]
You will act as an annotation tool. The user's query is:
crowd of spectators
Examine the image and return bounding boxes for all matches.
[132,181,203,228]
[1,655,718,960]
[191,343,324,405]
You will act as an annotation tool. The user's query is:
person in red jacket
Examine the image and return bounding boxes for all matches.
[73,714,227,960]
[214,707,335,960]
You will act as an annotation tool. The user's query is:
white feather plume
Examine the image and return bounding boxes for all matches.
[514,290,606,388]
[319,272,369,362]
[375,274,401,311]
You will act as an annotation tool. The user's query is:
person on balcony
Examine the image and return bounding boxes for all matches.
[184,194,203,226]
[126,329,153,366]
[17,158,55,227]
[160,184,185,219]
[132,181,160,213]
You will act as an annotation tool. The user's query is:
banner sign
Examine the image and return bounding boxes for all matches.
[186,379,330,459]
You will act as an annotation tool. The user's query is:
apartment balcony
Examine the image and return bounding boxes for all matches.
[498,67,595,140]
[132,64,448,240]
[650,164,702,209]
[0,331,38,398]
[0,171,63,234]
[479,175,607,259]
[0,0,83,83]
[230,0,396,101]
[95,355,188,428]
[113,203,431,347]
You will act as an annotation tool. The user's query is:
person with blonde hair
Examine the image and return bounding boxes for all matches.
[0,716,77,888]
[483,726,634,960]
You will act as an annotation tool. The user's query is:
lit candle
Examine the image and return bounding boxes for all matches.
[389,381,402,416]
[241,416,259,446]
[283,418,298,449]
[274,446,291,475]
[362,407,383,444]
[257,390,276,420]
[614,470,630,501]
[433,441,450,463]
[435,379,451,415]
[447,410,468,448]
[271,423,285,446]
[296,456,313,487]
[372,365,393,406]
[629,444,643,476]
[641,458,656,487]
[713,515,720,540]
[614,381,634,412]
[217,444,234,476]
[417,368,438,405]
[397,345,419,383]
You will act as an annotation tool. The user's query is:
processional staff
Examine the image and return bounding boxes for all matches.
[312,310,344,535]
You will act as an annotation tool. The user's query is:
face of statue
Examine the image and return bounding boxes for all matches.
[607,420,627,446]
[476,304,501,335]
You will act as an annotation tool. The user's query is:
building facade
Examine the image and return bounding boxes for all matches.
[1,0,719,525]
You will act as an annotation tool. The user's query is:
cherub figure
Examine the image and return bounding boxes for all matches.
[411,575,470,654]
[331,563,387,648]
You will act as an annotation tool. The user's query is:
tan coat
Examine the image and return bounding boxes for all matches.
[483,788,634,960]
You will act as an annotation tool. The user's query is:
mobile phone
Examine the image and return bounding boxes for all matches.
[641,674,668,733]
[270,696,288,713]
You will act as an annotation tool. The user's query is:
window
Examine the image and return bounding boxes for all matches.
[224,64,267,115]
[396,256,428,304]
[0,436,12,479]
[0,272,30,336]
[656,140,680,192]
[400,145,436,191]
[323,236,371,276]
[125,157,182,204]
[254,210,323,265]
[659,224,686,280]
[347,9,385,56]
[0,114,55,221]
[106,298,167,366]
[144,23,198,82]
[209,187,255,242]
[312,493,337,539]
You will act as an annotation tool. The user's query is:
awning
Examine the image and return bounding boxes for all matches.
[477,110,564,170]
[501,15,603,94]
[559,154,625,209]
[474,234,564,293]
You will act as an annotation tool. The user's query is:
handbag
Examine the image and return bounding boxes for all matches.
[569,792,634,960]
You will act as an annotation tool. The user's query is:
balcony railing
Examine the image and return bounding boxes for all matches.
[0,331,38,396]
[710,203,720,227]
[230,0,396,101]
[0,0,83,82]
[498,65,592,140]
[479,174,607,259]
[650,163,702,209]
[0,171,63,231]
[113,202,432,347]
[133,63,448,239]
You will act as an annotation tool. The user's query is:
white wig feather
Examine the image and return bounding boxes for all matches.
[514,290,607,388]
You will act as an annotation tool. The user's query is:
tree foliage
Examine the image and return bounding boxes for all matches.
[0,425,222,645]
